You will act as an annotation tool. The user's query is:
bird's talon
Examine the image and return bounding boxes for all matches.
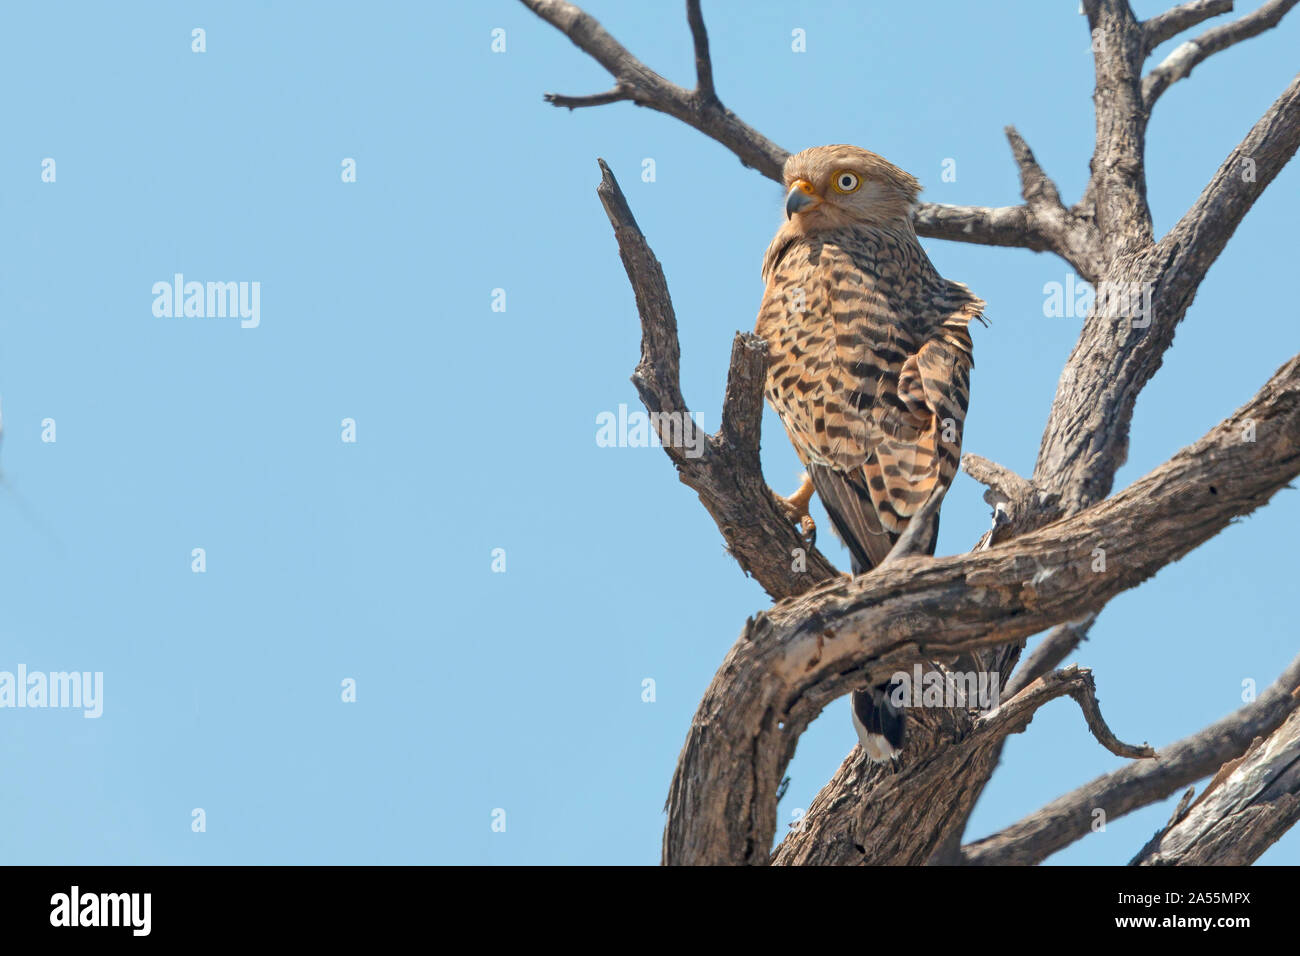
[780,473,817,543]
[799,514,817,546]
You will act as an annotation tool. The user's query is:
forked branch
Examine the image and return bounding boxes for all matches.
[963,652,1300,865]
[669,354,1300,863]
[596,160,839,600]
[524,0,1300,866]
[523,0,1101,271]
[1143,0,1300,106]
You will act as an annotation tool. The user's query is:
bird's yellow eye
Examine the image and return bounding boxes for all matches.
[831,170,861,194]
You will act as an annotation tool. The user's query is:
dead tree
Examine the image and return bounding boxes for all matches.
[520,0,1300,865]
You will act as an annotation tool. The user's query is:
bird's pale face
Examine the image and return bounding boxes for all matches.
[781,145,921,231]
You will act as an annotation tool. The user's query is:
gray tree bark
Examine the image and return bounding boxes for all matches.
[521,0,1300,865]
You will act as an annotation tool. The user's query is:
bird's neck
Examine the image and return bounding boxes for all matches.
[762,217,919,284]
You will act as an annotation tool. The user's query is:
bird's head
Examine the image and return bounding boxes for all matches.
[780,145,921,231]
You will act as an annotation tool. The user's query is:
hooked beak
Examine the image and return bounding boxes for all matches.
[785,179,821,219]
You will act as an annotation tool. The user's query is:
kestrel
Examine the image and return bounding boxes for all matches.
[755,145,984,762]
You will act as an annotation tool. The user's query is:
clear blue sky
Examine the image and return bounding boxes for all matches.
[0,0,1295,865]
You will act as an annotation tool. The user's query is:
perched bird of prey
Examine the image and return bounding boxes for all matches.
[755,145,984,762]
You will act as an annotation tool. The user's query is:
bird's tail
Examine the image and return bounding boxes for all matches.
[850,684,905,763]
[828,495,937,765]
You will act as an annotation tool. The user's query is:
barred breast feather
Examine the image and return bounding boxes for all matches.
[757,224,982,574]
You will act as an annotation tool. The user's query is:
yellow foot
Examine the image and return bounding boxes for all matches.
[779,473,817,543]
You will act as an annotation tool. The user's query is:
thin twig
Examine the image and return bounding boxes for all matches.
[963,651,1300,865]
[1143,0,1299,106]
[978,666,1153,760]
[1142,0,1234,53]
[685,0,717,103]
[521,0,1095,264]
[544,87,631,110]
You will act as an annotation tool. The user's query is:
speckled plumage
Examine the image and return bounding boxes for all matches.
[757,144,983,573]
[755,145,985,760]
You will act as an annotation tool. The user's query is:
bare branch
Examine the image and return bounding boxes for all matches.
[1156,72,1300,311]
[1058,667,1156,759]
[522,0,787,178]
[787,4,1299,868]
[1028,71,1300,518]
[1143,0,1299,107]
[1035,18,1299,519]
[531,1,1296,521]
[1032,77,1300,518]
[925,616,1100,864]
[1032,67,1300,522]
[685,0,717,104]
[984,666,1152,759]
[522,0,1090,264]
[1005,125,1066,214]
[1142,0,1234,54]
[716,332,767,456]
[1124,785,1199,863]
[596,159,839,600]
[963,454,1060,546]
[525,1,1300,867]
[963,454,1035,505]
[962,651,1300,865]
[544,86,630,110]
[935,12,1299,862]
[667,354,1300,864]
[1131,707,1300,864]
[774,665,1147,866]
[787,455,1058,866]
[1082,1,1155,254]
[1002,126,1106,277]
[911,202,1100,276]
